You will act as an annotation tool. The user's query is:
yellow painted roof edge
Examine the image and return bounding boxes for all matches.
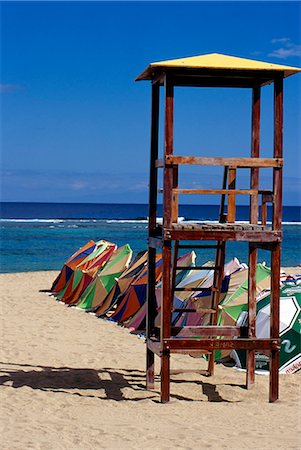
[136,52,301,81]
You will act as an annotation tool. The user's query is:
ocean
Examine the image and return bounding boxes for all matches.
[1,202,300,273]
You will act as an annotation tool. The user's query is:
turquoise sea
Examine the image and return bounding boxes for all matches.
[1,202,300,273]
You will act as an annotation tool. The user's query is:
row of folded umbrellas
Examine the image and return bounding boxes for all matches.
[50,239,301,374]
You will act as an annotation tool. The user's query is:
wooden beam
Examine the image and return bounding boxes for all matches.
[161,76,174,404]
[250,87,261,224]
[165,155,283,168]
[148,82,160,233]
[146,82,160,390]
[227,168,237,223]
[164,229,281,243]
[163,76,174,230]
[272,78,283,232]
[246,243,257,389]
[172,188,258,195]
[172,166,179,222]
[270,243,281,402]
[163,338,280,351]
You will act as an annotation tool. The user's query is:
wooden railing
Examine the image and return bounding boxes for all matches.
[156,156,281,226]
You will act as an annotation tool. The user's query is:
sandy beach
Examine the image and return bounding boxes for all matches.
[0,270,300,450]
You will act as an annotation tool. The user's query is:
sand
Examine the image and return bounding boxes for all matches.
[0,270,300,450]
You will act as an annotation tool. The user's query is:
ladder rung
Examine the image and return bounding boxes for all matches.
[173,308,197,313]
[177,244,221,249]
[174,287,212,292]
[198,308,217,314]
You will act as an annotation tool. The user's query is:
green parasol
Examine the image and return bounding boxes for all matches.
[233,283,301,374]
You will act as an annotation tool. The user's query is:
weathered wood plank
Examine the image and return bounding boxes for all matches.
[163,78,174,230]
[270,243,281,402]
[227,168,237,223]
[165,228,281,243]
[273,78,283,232]
[172,188,258,195]
[246,243,257,389]
[163,338,280,351]
[250,87,261,224]
[165,155,283,167]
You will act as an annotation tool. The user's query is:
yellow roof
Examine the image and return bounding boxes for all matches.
[136,52,301,81]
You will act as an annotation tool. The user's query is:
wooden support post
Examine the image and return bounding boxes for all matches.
[161,349,171,403]
[163,76,174,230]
[146,81,160,390]
[160,74,174,403]
[207,241,226,376]
[273,78,283,231]
[246,243,257,389]
[261,197,268,225]
[227,167,236,223]
[161,240,172,402]
[172,165,179,223]
[219,166,228,223]
[250,87,261,224]
[270,243,280,402]
[270,76,283,402]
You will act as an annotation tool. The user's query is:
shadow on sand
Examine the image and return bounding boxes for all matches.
[0,362,244,402]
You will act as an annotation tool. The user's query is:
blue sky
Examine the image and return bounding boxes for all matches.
[1,1,301,205]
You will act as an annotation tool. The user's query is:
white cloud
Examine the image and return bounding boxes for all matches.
[271,38,290,44]
[268,38,301,59]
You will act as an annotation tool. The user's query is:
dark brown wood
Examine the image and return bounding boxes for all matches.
[146,82,160,390]
[146,348,155,389]
[227,168,237,223]
[148,83,160,233]
[163,76,174,230]
[171,241,179,301]
[164,228,281,243]
[174,287,216,292]
[261,201,267,226]
[172,166,179,222]
[270,243,281,402]
[261,192,273,226]
[246,243,257,389]
[161,349,170,403]
[161,242,172,340]
[219,166,228,222]
[173,188,258,195]
[172,308,197,313]
[163,338,280,351]
[273,78,283,232]
[250,87,261,224]
[165,155,283,168]
[143,67,283,88]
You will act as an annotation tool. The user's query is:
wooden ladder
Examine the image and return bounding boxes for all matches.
[171,242,226,375]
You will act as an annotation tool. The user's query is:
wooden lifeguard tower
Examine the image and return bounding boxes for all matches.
[136,53,300,403]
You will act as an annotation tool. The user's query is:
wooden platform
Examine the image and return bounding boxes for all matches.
[149,222,281,247]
